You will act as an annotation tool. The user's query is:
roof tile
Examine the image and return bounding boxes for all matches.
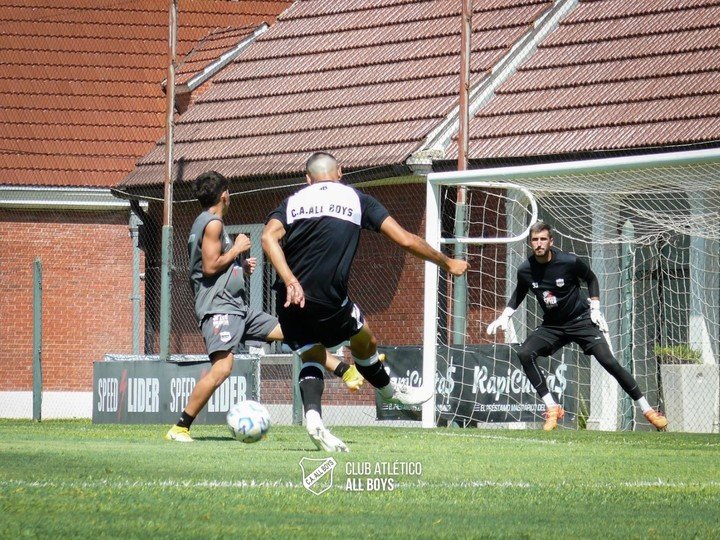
[0,0,293,188]
[465,0,720,159]
[120,0,552,187]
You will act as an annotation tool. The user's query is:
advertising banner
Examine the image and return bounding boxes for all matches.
[377,345,580,425]
[93,355,259,424]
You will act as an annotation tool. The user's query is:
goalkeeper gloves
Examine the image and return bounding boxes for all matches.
[486,307,515,336]
[589,299,609,333]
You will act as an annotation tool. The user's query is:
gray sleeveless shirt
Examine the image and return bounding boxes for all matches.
[188,211,246,323]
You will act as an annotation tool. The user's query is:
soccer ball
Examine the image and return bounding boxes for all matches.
[226,400,271,443]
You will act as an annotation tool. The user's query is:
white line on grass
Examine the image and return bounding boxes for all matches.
[431,431,563,445]
[397,479,720,490]
[403,480,532,489]
[0,479,302,490]
[429,431,720,449]
[3,479,718,491]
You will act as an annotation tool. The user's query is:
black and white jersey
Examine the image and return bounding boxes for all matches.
[266,181,390,306]
[509,247,600,325]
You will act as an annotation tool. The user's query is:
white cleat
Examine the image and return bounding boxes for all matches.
[383,382,434,406]
[308,426,349,453]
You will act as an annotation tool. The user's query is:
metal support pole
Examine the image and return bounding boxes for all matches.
[292,352,303,425]
[457,0,472,172]
[620,220,635,430]
[452,0,472,345]
[33,258,42,421]
[160,0,177,361]
[130,212,142,355]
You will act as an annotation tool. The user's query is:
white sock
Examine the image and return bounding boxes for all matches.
[541,394,557,407]
[352,352,379,367]
[305,410,324,432]
[379,382,395,399]
[636,397,652,414]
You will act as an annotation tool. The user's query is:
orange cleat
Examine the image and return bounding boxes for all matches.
[644,409,668,431]
[543,405,564,431]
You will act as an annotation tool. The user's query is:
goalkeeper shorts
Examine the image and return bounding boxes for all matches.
[523,314,606,356]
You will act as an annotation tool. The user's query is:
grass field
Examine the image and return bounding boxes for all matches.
[1,420,718,539]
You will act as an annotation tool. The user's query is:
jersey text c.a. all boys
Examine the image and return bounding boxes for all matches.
[266,181,389,306]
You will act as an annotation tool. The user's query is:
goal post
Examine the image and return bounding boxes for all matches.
[423,148,720,431]
[422,179,538,427]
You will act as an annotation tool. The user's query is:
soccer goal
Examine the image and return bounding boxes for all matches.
[423,148,720,432]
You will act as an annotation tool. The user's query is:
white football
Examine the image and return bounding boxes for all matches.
[226,400,271,443]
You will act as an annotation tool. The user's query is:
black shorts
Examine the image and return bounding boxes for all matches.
[277,298,365,351]
[521,314,606,356]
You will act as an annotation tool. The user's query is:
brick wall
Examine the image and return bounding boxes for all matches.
[0,209,140,391]
[0,180,501,396]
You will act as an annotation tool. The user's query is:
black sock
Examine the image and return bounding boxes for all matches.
[355,361,390,389]
[333,362,350,378]
[299,365,324,415]
[176,411,195,429]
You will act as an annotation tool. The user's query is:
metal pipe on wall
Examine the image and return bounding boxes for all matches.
[452,0,472,345]
[160,0,177,361]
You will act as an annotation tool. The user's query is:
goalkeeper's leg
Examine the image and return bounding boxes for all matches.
[517,334,564,430]
[588,341,668,431]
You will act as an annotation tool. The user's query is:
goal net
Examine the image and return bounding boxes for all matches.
[423,148,720,432]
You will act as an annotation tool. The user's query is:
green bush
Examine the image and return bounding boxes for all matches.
[654,344,702,364]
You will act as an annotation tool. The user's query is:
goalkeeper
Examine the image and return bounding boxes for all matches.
[487,221,668,431]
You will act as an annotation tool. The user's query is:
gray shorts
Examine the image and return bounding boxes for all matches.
[201,309,278,357]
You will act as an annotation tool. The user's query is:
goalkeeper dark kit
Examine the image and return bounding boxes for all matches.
[509,247,601,325]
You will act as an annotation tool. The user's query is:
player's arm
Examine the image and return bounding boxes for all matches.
[261,218,305,307]
[575,257,607,331]
[507,278,529,311]
[379,216,469,276]
[575,257,600,298]
[487,274,528,335]
[201,220,250,277]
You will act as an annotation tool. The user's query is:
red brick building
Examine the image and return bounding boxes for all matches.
[2,0,718,418]
[0,1,293,416]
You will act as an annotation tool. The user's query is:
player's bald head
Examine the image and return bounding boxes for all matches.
[305,152,341,183]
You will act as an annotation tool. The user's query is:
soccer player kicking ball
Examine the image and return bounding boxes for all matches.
[486,221,668,432]
[165,171,365,443]
[262,152,469,452]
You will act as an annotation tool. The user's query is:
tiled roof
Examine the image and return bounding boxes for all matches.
[176,26,261,87]
[0,0,293,187]
[173,25,266,114]
[460,0,720,160]
[120,0,554,188]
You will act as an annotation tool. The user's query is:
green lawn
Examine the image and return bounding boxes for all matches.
[1,420,718,538]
